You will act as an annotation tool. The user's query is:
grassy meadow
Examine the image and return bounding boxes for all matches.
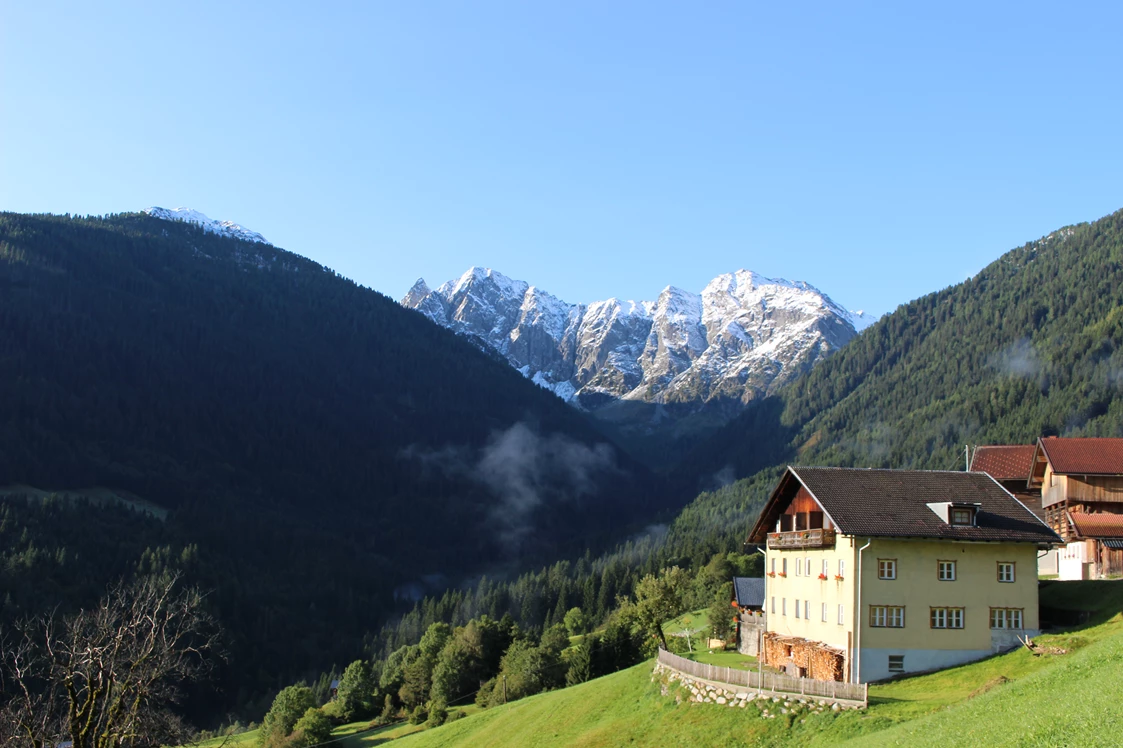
[388,580,1123,747]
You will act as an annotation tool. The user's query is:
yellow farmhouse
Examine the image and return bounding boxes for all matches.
[748,467,1061,683]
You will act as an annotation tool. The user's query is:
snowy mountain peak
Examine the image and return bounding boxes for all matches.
[144,207,270,245]
[403,266,870,409]
[846,309,879,332]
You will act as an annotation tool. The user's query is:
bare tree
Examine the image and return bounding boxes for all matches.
[0,574,220,748]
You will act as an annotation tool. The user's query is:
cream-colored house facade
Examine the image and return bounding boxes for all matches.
[749,467,1060,683]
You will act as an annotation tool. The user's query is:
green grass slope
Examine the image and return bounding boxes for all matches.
[394,582,1123,747]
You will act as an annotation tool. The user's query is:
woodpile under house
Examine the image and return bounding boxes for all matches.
[762,632,846,682]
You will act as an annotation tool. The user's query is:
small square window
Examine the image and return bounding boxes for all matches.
[951,508,974,525]
[878,559,897,580]
[888,655,905,673]
[998,562,1015,583]
[938,560,956,581]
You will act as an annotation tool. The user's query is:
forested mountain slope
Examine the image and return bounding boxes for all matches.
[667,208,1123,556]
[0,212,667,717]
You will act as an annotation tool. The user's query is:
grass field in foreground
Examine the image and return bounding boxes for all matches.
[391,581,1123,747]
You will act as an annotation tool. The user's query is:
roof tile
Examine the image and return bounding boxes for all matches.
[750,467,1059,544]
[1038,437,1123,475]
[970,445,1035,481]
[1069,513,1123,539]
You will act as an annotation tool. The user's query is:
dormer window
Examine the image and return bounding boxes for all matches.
[951,507,975,526]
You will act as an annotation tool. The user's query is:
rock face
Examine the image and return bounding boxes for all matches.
[402,267,874,410]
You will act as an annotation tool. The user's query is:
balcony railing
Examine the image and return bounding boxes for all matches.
[767,528,836,550]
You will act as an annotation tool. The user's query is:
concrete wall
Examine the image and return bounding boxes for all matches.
[738,612,766,657]
[859,647,995,682]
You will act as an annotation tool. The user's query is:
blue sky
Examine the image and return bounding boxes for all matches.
[3,1,1122,316]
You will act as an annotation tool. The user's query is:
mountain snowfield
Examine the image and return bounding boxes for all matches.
[144,206,271,245]
[403,267,877,409]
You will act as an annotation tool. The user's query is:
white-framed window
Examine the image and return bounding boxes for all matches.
[795,600,801,619]
[888,655,905,673]
[804,600,810,619]
[838,604,844,625]
[822,559,829,577]
[998,562,1015,583]
[771,558,776,575]
[990,608,1024,629]
[822,602,828,622]
[870,605,905,628]
[805,557,811,575]
[782,558,787,576]
[771,596,776,614]
[878,559,897,580]
[782,598,787,616]
[951,508,974,526]
[938,560,956,581]
[796,558,803,577]
[838,559,845,578]
[930,607,964,629]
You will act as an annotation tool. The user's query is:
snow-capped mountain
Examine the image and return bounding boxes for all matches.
[403,267,877,408]
[144,207,270,245]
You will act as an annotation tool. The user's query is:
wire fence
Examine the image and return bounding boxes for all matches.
[656,650,867,705]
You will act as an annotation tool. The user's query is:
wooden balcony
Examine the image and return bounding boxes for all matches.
[767,528,836,550]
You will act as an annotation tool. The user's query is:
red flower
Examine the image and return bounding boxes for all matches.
[818,573,828,580]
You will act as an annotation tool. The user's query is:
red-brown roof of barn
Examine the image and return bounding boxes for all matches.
[1068,512,1123,539]
[970,445,1036,481]
[1037,437,1123,476]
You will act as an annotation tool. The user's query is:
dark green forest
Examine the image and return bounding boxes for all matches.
[0,212,673,721]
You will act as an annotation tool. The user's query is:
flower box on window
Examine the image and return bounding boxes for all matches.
[818,573,828,580]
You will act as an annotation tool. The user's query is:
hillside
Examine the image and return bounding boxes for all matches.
[664,207,1123,556]
[390,581,1123,747]
[0,211,668,718]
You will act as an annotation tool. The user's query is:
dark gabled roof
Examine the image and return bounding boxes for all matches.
[749,467,1060,545]
[1035,437,1123,476]
[970,445,1035,482]
[733,577,765,609]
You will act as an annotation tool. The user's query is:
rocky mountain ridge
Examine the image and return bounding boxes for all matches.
[144,206,270,244]
[403,267,874,410]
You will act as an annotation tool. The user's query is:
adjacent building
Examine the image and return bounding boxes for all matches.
[748,467,1060,683]
[732,576,766,656]
[969,444,1056,574]
[1031,436,1123,579]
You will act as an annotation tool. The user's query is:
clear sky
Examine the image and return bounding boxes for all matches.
[3,1,1122,316]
